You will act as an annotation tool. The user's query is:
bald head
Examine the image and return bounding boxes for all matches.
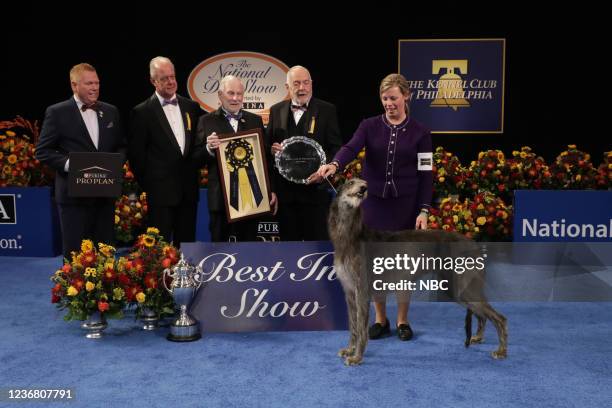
[286,65,313,106]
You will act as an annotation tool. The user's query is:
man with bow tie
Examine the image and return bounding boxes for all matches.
[267,65,342,241]
[129,56,203,247]
[196,75,277,242]
[36,63,126,259]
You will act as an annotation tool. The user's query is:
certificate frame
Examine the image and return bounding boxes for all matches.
[215,128,272,223]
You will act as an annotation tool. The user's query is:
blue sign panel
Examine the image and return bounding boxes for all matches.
[0,187,61,256]
[513,190,612,242]
[399,39,505,133]
[182,241,348,332]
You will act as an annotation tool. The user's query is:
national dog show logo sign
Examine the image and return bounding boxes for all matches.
[188,51,290,125]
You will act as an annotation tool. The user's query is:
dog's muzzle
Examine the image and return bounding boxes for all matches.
[357,185,367,198]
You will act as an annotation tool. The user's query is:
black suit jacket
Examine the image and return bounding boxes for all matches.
[128,94,203,206]
[196,108,266,212]
[36,97,126,204]
[266,97,342,204]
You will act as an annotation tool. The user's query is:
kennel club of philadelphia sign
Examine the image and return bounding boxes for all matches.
[188,51,290,125]
[182,242,348,332]
[399,39,505,133]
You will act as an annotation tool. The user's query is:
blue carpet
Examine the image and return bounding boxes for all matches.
[1,256,611,408]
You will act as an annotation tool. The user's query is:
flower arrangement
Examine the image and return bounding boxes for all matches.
[120,227,179,319]
[121,161,140,197]
[467,149,511,200]
[0,116,50,187]
[428,196,478,239]
[507,146,552,190]
[432,146,466,200]
[468,191,512,241]
[595,151,612,189]
[332,149,365,188]
[548,145,597,189]
[199,166,209,187]
[51,241,127,321]
[114,192,148,245]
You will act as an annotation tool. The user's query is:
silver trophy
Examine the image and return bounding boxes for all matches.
[163,254,203,342]
[275,136,326,184]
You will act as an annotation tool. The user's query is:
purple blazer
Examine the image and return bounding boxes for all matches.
[334,114,433,210]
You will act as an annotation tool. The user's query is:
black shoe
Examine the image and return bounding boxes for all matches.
[368,318,391,339]
[397,323,414,341]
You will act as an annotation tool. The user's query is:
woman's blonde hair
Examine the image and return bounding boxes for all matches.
[379,73,411,115]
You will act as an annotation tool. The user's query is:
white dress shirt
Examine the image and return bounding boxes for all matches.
[156,92,186,154]
[65,95,100,171]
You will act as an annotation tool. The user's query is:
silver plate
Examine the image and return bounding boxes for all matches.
[275,136,326,184]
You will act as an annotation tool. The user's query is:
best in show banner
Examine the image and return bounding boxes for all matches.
[399,39,505,133]
[182,241,348,332]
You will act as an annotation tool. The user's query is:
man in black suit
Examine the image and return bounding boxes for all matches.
[129,56,203,247]
[197,75,277,242]
[267,65,342,241]
[36,63,126,259]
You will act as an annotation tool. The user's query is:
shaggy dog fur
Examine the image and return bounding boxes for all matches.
[329,178,508,365]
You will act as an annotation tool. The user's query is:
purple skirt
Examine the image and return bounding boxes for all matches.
[361,194,418,232]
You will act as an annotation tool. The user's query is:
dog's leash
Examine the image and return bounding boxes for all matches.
[325,176,338,194]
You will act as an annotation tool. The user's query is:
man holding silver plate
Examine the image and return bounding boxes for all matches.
[267,66,342,241]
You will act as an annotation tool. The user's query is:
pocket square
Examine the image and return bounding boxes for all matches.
[106,121,114,128]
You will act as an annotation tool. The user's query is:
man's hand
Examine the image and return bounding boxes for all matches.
[207,132,220,150]
[270,192,278,215]
[271,142,282,155]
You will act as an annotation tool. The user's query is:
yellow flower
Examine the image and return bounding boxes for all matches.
[86,281,95,292]
[478,152,485,159]
[136,292,146,303]
[500,211,508,220]
[474,227,480,233]
[100,293,108,301]
[67,286,78,296]
[7,154,17,164]
[512,151,519,157]
[140,192,147,200]
[114,215,120,224]
[477,203,485,210]
[3,165,11,174]
[143,236,156,247]
[497,152,504,160]
[146,227,160,235]
[575,174,582,181]
[113,288,124,301]
[453,215,459,223]
[560,151,568,157]
[98,243,115,257]
[135,202,142,208]
[520,151,527,159]
[6,130,16,137]
[568,144,576,149]
[438,176,445,183]
[135,212,142,219]
[477,217,487,226]
[84,267,97,278]
[81,240,94,252]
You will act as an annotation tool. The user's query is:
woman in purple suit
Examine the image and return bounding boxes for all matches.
[317,73,433,341]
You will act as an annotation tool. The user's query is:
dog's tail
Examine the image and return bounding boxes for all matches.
[464,309,473,348]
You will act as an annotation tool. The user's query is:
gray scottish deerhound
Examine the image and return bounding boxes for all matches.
[329,178,508,366]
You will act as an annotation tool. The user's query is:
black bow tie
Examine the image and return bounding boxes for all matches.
[162,98,178,106]
[81,102,100,112]
[291,104,307,112]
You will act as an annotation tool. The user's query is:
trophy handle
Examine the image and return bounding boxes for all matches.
[194,266,203,290]
[162,268,174,294]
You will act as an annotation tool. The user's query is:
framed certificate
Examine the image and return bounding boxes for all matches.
[216,129,272,223]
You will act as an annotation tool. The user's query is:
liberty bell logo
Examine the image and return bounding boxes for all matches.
[430,60,470,111]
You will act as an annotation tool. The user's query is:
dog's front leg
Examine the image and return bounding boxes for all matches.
[338,287,357,358]
[344,282,369,366]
